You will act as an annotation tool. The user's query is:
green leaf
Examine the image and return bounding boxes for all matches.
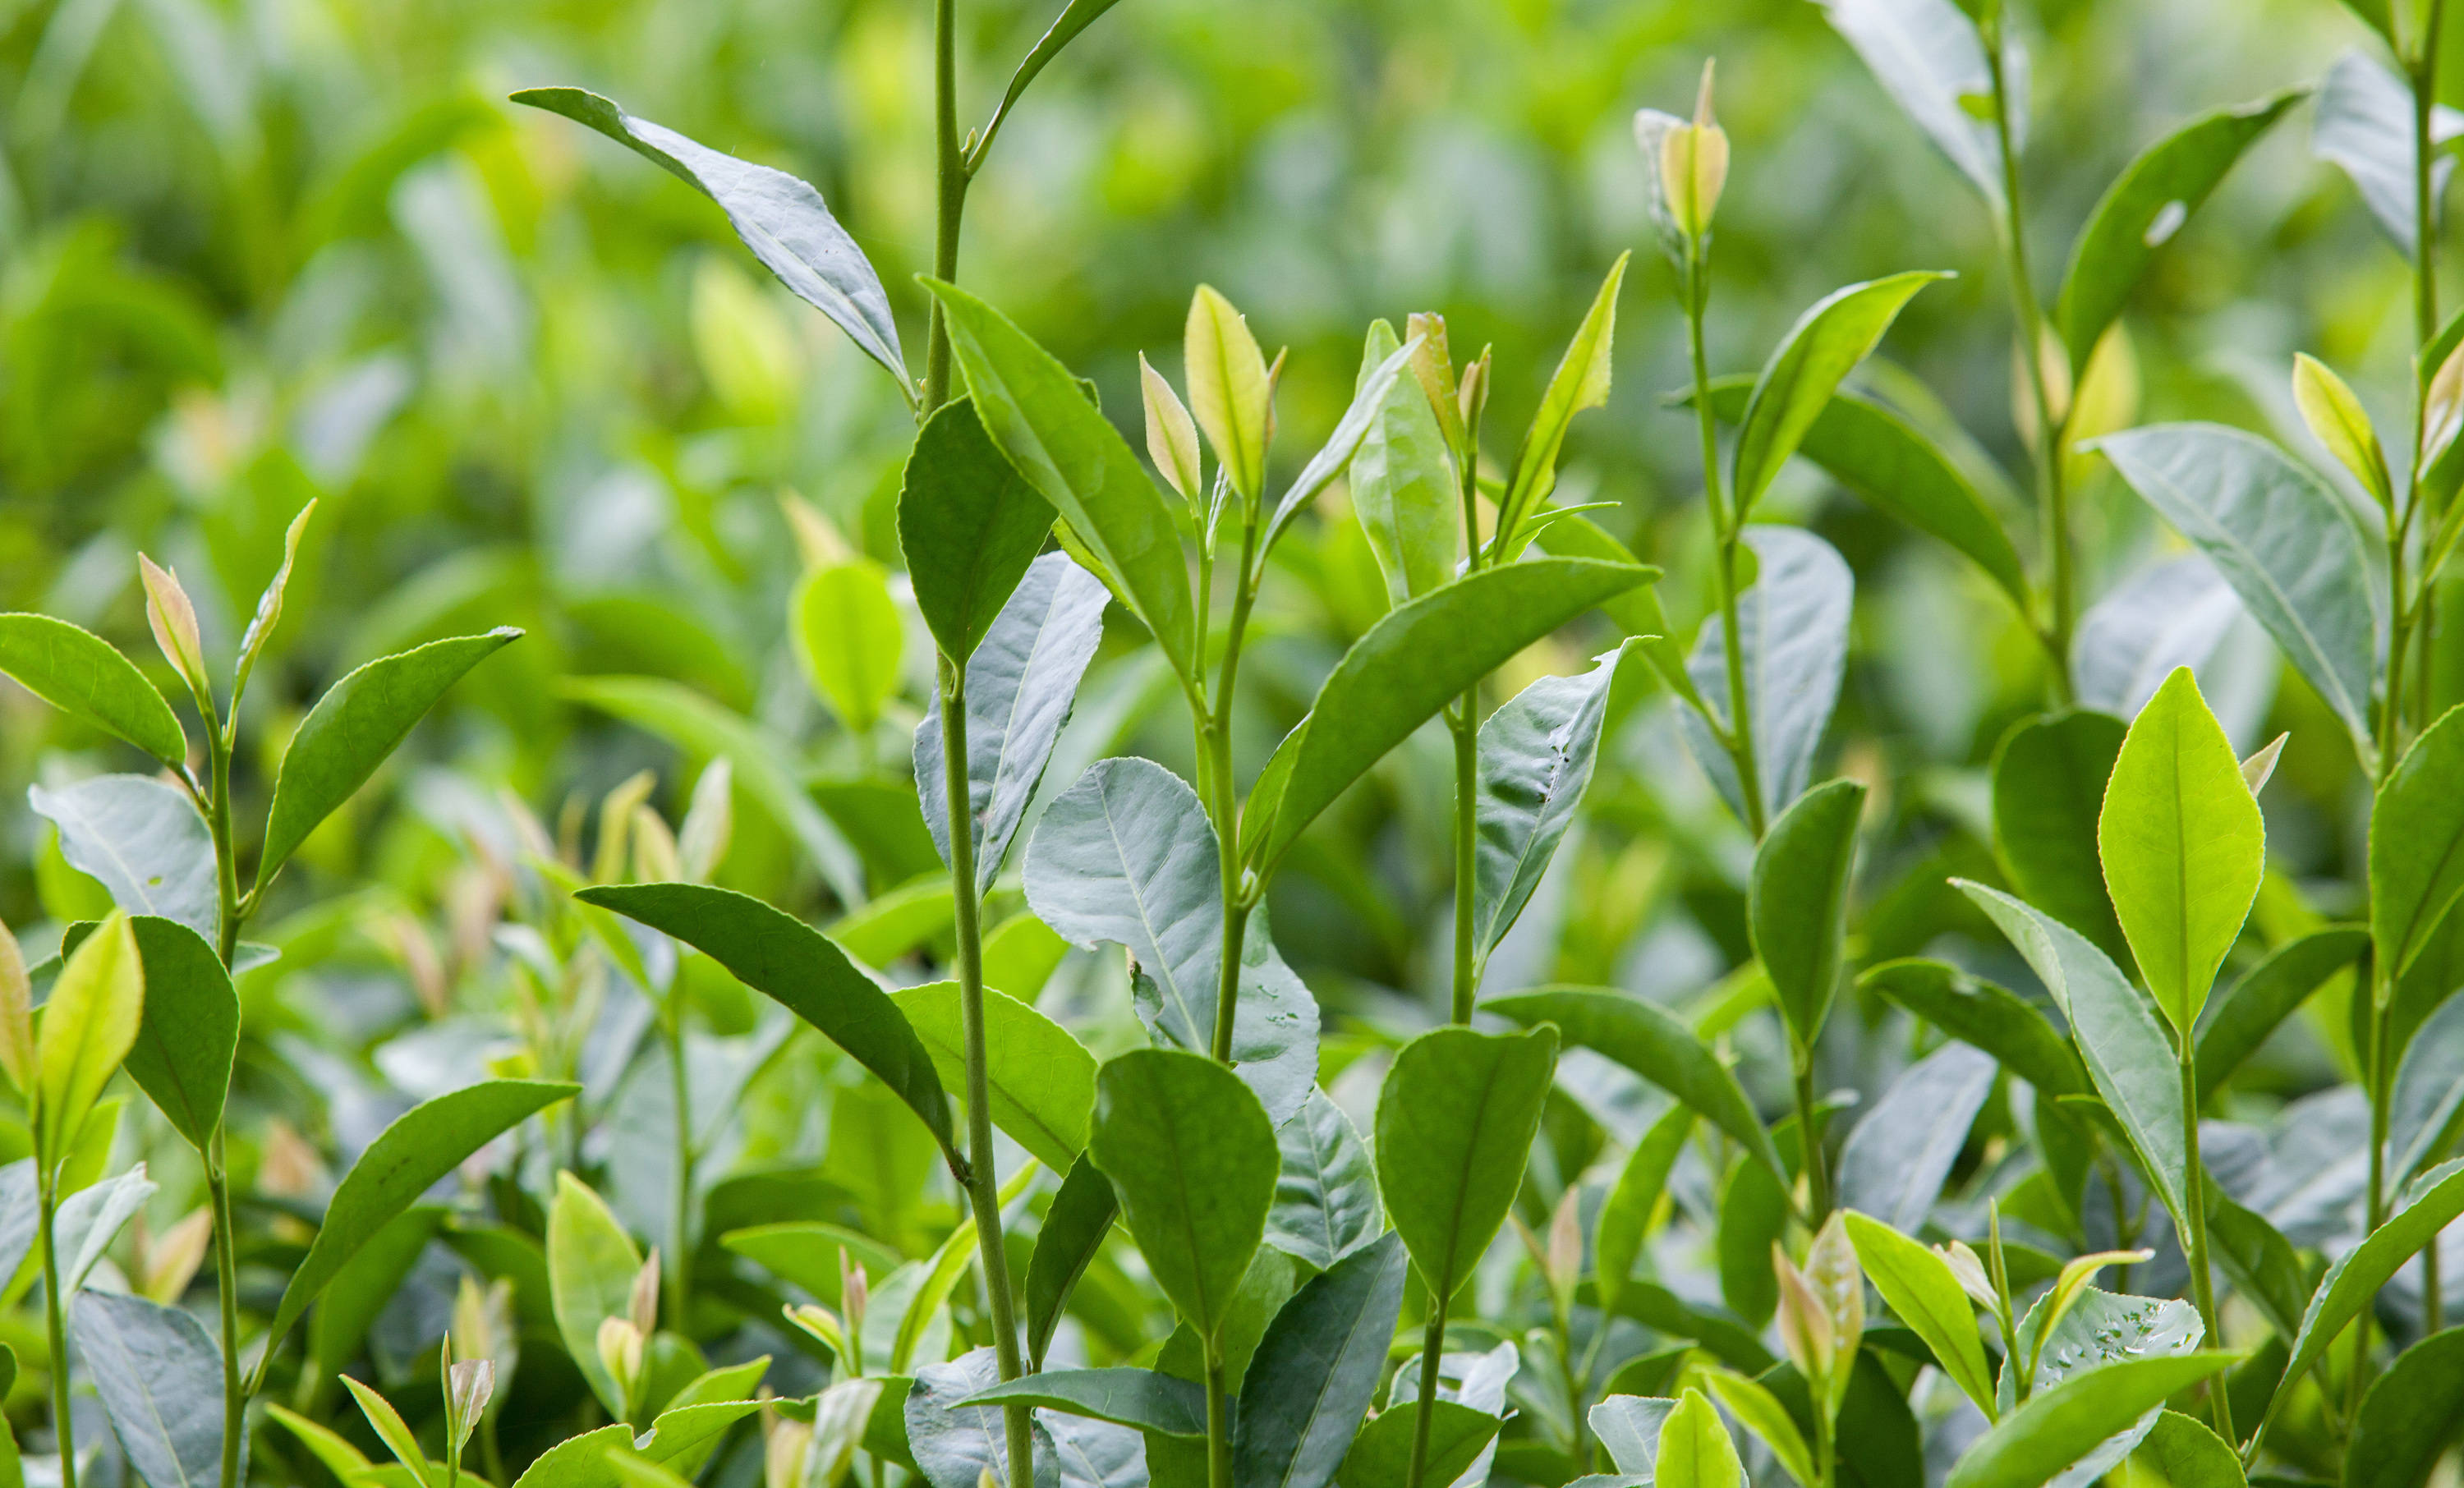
[1264,331,1423,554]
[1026,1153,1117,1371]
[1677,527,1853,821]
[2391,994,2464,1183]
[120,916,237,1154]
[1956,882,2188,1230]
[74,1290,230,1488]
[2371,705,2464,982]
[1990,710,2131,968]
[1730,272,1951,517]
[719,1223,903,1308]
[30,776,217,943]
[577,884,956,1163]
[264,1079,577,1353]
[907,1349,1061,1488]
[889,981,1095,1172]
[1234,1233,1409,1488]
[1590,1396,1677,1474]
[914,553,1108,897]
[2098,667,2265,1035]
[2203,1183,2309,1344]
[2314,53,2454,255]
[1498,255,1627,541]
[2344,1326,2464,1488]
[922,278,1193,672]
[1811,0,2005,205]
[1859,959,2088,1098]
[1749,778,1865,1045]
[2072,556,2246,724]
[899,396,1056,663]
[257,628,522,892]
[1837,1042,1998,1230]
[343,1375,432,1487]
[1486,987,1790,1193]
[2054,90,2305,373]
[1947,1352,2241,1488]
[36,912,142,1167]
[793,561,903,735]
[2193,927,2369,1094]
[0,614,186,765]
[1248,557,1654,874]
[1472,644,1633,966]
[1717,1156,1789,1326]
[1842,1211,1997,1419]
[508,1402,765,1488]
[1375,1025,1560,1306]
[308,1208,444,1412]
[1602,1284,1776,1375]
[2132,1411,2245,1488]
[963,1367,1207,1438]
[551,1172,646,1419]
[2275,1160,2464,1419]
[265,1403,372,1480]
[508,88,907,390]
[980,0,1128,168]
[2094,425,2378,762]
[1700,378,2025,608]
[1335,1401,1500,1488]
[1087,1048,1277,1343]
[1348,320,1460,605]
[1654,1388,1745,1488]
[1596,1104,1693,1314]
[1264,1087,1380,1273]
[1701,1372,1814,1488]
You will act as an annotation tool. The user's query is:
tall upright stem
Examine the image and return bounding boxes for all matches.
[922,0,969,412]
[39,1164,73,1488]
[1450,708,1479,1026]
[1684,236,1766,838]
[1792,1049,1832,1223]
[203,722,247,1488]
[1404,1302,1449,1488]
[2177,1039,2232,1441]
[1207,514,1262,1064]
[1203,1348,1233,1488]
[664,1013,695,1328]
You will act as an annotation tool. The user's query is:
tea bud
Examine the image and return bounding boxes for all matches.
[631,1249,663,1334]
[1658,60,1729,240]
[1141,354,1203,503]
[597,1316,646,1399]
[140,554,213,716]
[445,1357,496,1453]
[2292,353,2392,509]
[2425,338,2464,471]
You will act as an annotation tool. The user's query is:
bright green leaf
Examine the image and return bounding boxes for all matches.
[1374,1025,1560,1306]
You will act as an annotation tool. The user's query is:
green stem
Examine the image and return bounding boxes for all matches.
[39,1166,73,1488]
[664,1011,694,1330]
[1791,1046,1831,1223]
[920,0,968,414]
[1404,1303,1448,1488]
[1204,1348,1234,1488]
[2177,1038,2233,1442]
[1207,513,1263,1064]
[1814,1396,1836,1488]
[1450,705,1478,1025]
[209,1141,243,1488]
[938,661,1035,1488]
[1684,235,1766,838]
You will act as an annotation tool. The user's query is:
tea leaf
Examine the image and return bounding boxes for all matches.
[923,278,1194,673]
[1946,1351,2240,1488]
[233,501,315,706]
[1335,1400,1499,1488]
[257,628,522,892]
[1654,1388,1744,1488]
[1717,1158,1789,1325]
[2071,555,2246,723]
[0,613,186,765]
[1859,960,2088,1099]
[30,776,217,943]
[264,1403,371,1479]
[0,923,25,1097]
[2275,1160,2464,1414]
[1990,710,2131,968]
[342,1376,431,1486]
[1263,1087,1380,1273]
[793,560,903,736]
[1678,527,1854,821]
[1485,987,1790,1192]
[890,981,1095,1172]
[1701,1371,1814,1488]
[265,1079,579,1352]
[901,397,1056,664]
[1026,1154,1117,1371]
[1750,778,1865,1045]
[963,1367,1208,1437]
[36,911,142,1166]
[1472,643,1632,965]
[1375,1025,1559,1306]
[551,1172,646,1418]
[2314,53,2462,255]
[1841,1211,1997,1418]
[981,0,1129,167]
[2345,1326,2464,1488]
[308,1208,444,1410]
[1087,1048,1277,1343]
[1813,0,2005,205]
[2133,1410,2244,1488]
[1262,332,1421,556]
[1184,285,1271,502]
[2095,425,2378,762]
[2203,1184,2308,1343]
[914,553,1108,897]
[1730,272,1951,517]
[2192,926,2368,1093]
[510,88,907,391]
[2055,91,2304,374]
[1498,255,1627,542]
[2098,667,2264,1036]
[2291,354,2393,509]
[1837,1043,1998,1231]
[1595,1104,1693,1314]
[2371,705,2464,981]
[1248,556,1655,874]
[1348,320,1460,605]
[74,1290,231,1488]
[1233,1233,1408,1488]
[577,884,956,1163]
[120,916,237,1154]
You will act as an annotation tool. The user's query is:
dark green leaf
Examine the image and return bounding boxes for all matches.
[1838,1042,1997,1230]
[1473,644,1634,965]
[30,776,217,942]
[120,916,237,1153]
[1946,1352,2241,1488]
[1678,527,1853,821]
[1375,1025,1560,1305]
[1602,1282,1776,1374]
[74,1290,231,1488]
[2275,1160,2464,1417]
[2344,1326,2464,1488]
[1087,1049,1277,1343]
[1860,959,2088,1098]
[307,1207,443,1411]
[1234,1233,1409,1488]
[1027,1155,1118,1371]
[1264,1087,1379,1273]
[257,629,522,891]
[890,981,1095,1173]
[1990,710,2131,969]
[0,613,186,765]
[2372,704,2464,981]
[2204,1183,2308,1343]
[1731,272,1951,516]
[2131,1411,2245,1488]
[1349,320,1459,605]
[1335,1401,1499,1488]
[1717,1156,1789,1326]
[962,1368,1207,1438]
[1596,1104,1692,1313]
[899,397,1055,663]
[1749,778,1865,1045]
[2390,993,2464,1182]
[2193,927,2368,1095]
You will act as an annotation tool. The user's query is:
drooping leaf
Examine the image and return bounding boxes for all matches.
[1596,1103,1693,1314]
[2275,1160,2464,1414]
[1233,1233,1409,1488]
[0,614,186,765]
[1749,778,1865,1045]
[2098,666,2265,1035]
[1946,1351,2241,1488]
[1027,1154,1117,1371]
[1678,526,1854,822]
[1248,557,1655,874]
[1486,987,1790,1192]
[1859,960,2088,1099]
[120,916,237,1154]
[793,561,903,735]
[1348,319,1460,606]
[30,776,217,943]
[577,884,955,1162]
[1990,710,2131,967]
[2344,1326,2464,1488]
[75,1290,231,1488]
[1264,1087,1380,1272]
[1731,272,1951,516]
[35,912,143,1167]
[265,1079,579,1352]
[1841,1211,1997,1418]
[915,553,1108,896]
[963,1368,1207,1438]
[1498,255,1628,540]
[1837,1042,1998,1231]
[1700,378,2025,608]
[2371,705,2464,981]
[1375,1025,1560,1306]
[899,397,1055,663]
[2094,425,2378,761]
[1811,0,2006,204]
[890,981,1095,1172]
[922,278,1194,671]
[2192,927,2369,1094]
[2313,52,2463,255]
[2055,91,2305,371]
[1087,1048,1277,1343]
[510,88,907,389]
[1471,643,1633,964]
[256,629,522,891]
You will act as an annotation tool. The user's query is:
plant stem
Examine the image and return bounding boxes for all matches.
[1683,233,1766,838]
[209,1137,243,1488]
[664,1010,695,1330]
[1405,1303,1448,1488]
[1814,1398,1836,1488]
[2177,1037,2233,1441]
[1204,1347,1233,1488]
[937,660,1035,1488]
[39,1165,73,1488]
[1208,512,1263,1064]
[1450,705,1478,1026]
[1791,1047,1831,1223]
[921,0,968,413]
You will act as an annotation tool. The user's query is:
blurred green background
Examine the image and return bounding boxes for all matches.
[0,0,2425,1019]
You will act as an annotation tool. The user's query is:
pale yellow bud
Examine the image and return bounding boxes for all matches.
[631,1249,662,1334]
[1658,60,1729,239]
[446,1357,496,1452]
[1140,354,1203,503]
[140,554,212,715]
[2292,353,2392,507]
[597,1316,645,1398]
